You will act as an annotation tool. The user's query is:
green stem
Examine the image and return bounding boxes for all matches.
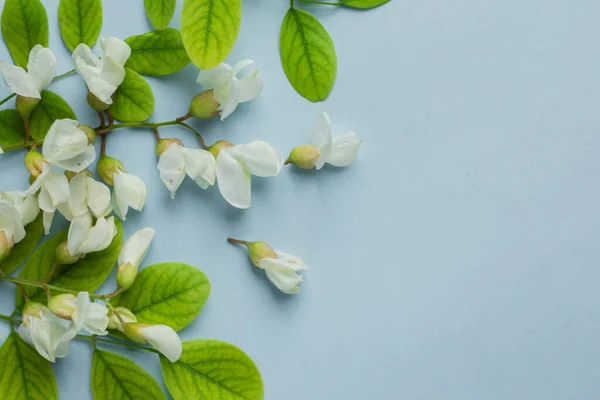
[290,0,294,7]
[76,334,159,354]
[54,69,76,80]
[0,93,16,107]
[301,0,341,4]
[0,313,13,322]
[0,276,106,300]
[105,120,209,149]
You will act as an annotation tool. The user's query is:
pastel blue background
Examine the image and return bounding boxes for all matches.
[1,0,600,399]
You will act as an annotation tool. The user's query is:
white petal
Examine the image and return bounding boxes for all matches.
[326,132,362,167]
[86,177,112,217]
[100,37,131,66]
[78,216,116,254]
[0,200,26,243]
[42,170,70,208]
[231,141,283,177]
[1,191,40,226]
[216,149,251,209]
[0,61,40,98]
[231,59,255,75]
[42,211,54,235]
[72,44,102,70]
[100,58,127,88]
[197,63,233,89]
[42,120,88,161]
[113,172,147,220]
[118,227,155,268]
[238,69,263,103]
[27,45,56,91]
[260,258,305,294]
[67,172,88,218]
[218,77,241,120]
[71,292,109,335]
[311,112,333,170]
[274,251,308,270]
[140,325,182,362]
[54,144,96,173]
[24,162,51,197]
[68,213,92,256]
[157,144,186,199]
[182,148,216,189]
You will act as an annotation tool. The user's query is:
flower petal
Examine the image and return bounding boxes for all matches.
[86,177,112,217]
[238,69,263,103]
[113,172,147,220]
[182,148,216,189]
[67,172,88,218]
[140,325,182,362]
[260,258,305,294]
[118,227,155,268]
[42,170,70,208]
[218,77,241,120]
[311,112,332,169]
[100,37,131,66]
[42,211,54,235]
[216,149,251,209]
[78,216,116,255]
[68,213,92,256]
[0,199,26,243]
[231,141,283,177]
[274,251,308,270]
[157,144,186,199]
[0,61,40,98]
[326,132,362,167]
[197,63,233,89]
[27,45,56,92]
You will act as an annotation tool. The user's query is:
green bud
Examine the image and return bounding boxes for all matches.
[97,155,126,186]
[156,138,183,157]
[246,241,277,268]
[189,90,220,119]
[107,307,137,330]
[0,231,15,263]
[208,140,233,158]
[16,95,40,119]
[28,174,36,185]
[22,302,45,324]
[123,323,151,343]
[24,150,46,177]
[87,92,110,111]
[286,144,320,169]
[47,294,76,320]
[55,241,81,265]
[116,262,138,291]
[79,125,96,144]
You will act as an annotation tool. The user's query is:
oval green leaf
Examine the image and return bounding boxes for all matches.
[161,340,264,400]
[109,68,155,122]
[1,213,43,275]
[1,0,49,68]
[91,350,166,400]
[181,0,241,69]
[280,8,337,102]
[111,262,210,331]
[0,332,58,400]
[125,29,190,76]
[0,109,25,147]
[144,0,176,30]
[58,0,103,52]
[29,90,77,141]
[341,0,391,8]
[16,220,123,307]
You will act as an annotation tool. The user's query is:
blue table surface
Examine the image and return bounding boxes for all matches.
[1,1,600,399]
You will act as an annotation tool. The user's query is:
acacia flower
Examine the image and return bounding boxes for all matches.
[48,292,109,335]
[197,60,263,120]
[67,213,117,257]
[157,140,216,199]
[0,200,26,261]
[0,191,40,227]
[116,227,155,290]
[42,119,96,173]
[65,172,112,219]
[124,323,182,362]
[73,37,131,107]
[0,45,56,99]
[213,140,284,209]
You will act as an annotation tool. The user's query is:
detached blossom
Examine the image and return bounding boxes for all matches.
[65,172,112,219]
[48,292,109,335]
[197,60,263,120]
[67,213,117,257]
[124,323,182,362]
[116,227,155,290]
[0,200,26,261]
[42,119,96,173]
[214,141,283,209]
[18,302,76,363]
[113,171,147,220]
[25,160,69,234]
[157,141,216,199]
[0,191,40,226]
[286,112,362,170]
[73,37,131,107]
[0,45,56,99]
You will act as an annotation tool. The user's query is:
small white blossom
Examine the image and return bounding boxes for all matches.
[311,112,362,169]
[118,228,154,270]
[0,191,40,226]
[113,171,147,220]
[0,45,56,99]
[65,172,112,219]
[67,292,110,335]
[0,200,26,260]
[25,162,70,234]
[197,60,263,120]
[42,119,96,173]
[72,37,131,105]
[67,213,117,257]
[125,323,182,362]
[259,251,308,294]
[157,143,216,199]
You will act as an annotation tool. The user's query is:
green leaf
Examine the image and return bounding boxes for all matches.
[16,220,123,308]
[161,340,263,400]
[125,29,190,76]
[1,0,49,68]
[1,213,43,274]
[181,0,241,69]
[0,109,25,147]
[91,349,166,400]
[0,332,58,400]
[109,68,155,122]
[280,8,337,102]
[29,90,77,141]
[341,0,391,8]
[58,0,103,52]
[144,0,176,30]
[112,262,210,331]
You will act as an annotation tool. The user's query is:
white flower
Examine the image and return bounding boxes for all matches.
[0,200,26,260]
[215,141,283,209]
[73,37,131,105]
[197,60,263,120]
[0,45,56,99]
[65,172,112,219]
[0,145,3,155]
[18,304,76,363]
[125,323,182,362]
[119,227,154,270]
[67,214,117,257]
[24,162,70,234]
[259,251,308,295]
[68,292,109,335]
[42,119,96,173]
[113,171,147,220]
[311,112,362,169]
[157,143,216,199]
[0,191,40,226]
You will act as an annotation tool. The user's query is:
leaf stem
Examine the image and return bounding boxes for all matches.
[0,276,105,300]
[301,0,341,4]
[227,237,249,246]
[54,69,76,80]
[0,313,13,322]
[0,93,16,107]
[76,334,160,354]
[290,0,294,7]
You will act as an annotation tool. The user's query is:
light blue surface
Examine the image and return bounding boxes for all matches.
[1,0,600,399]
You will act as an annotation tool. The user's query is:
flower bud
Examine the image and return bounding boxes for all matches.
[87,91,110,111]
[97,155,126,186]
[246,241,277,268]
[107,307,137,330]
[156,138,183,157]
[47,294,77,320]
[78,125,97,144]
[189,90,220,119]
[16,95,40,119]
[116,262,138,291]
[22,301,45,324]
[24,150,46,177]
[123,322,151,343]
[55,241,81,265]
[0,231,15,262]
[286,144,320,169]
[208,140,233,158]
